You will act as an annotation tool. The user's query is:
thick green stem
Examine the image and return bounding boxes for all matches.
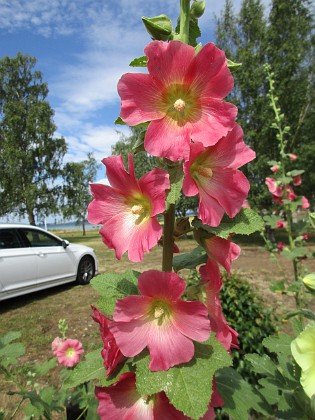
[162,204,175,272]
[179,0,190,43]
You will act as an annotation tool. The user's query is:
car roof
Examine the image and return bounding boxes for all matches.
[0,224,46,229]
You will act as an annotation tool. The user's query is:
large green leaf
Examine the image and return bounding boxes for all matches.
[173,246,207,272]
[91,270,140,315]
[193,208,264,239]
[216,367,271,419]
[134,335,231,419]
[245,354,278,377]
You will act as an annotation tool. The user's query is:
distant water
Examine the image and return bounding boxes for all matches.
[40,221,100,231]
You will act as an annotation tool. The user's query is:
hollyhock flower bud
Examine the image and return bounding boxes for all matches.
[91,306,124,376]
[291,322,315,399]
[242,199,251,209]
[286,185,297,201]
[51,337,63,356]
[173,216,191,237]
[55,338,84,368]
[271,165,279,173]
[109,270,211,371]
[183,124,255,227]
[289,153,297,160]
[301,196,310,209]
[265,177,283,197]
[293,175,302,186]
[302,273,315,292]
[95,372,189,419]
[118,40,237,161]
[190,0,206,19]
[277,242,284,253]
[302,234,309,241]
[276,220,286,229]
[88,154,170,262]
[142,15,173,41]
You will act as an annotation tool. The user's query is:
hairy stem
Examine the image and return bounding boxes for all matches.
[162,204,175,272]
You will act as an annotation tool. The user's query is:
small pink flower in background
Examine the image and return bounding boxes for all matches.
[55,338,84,368]
[109,270,211,371]
[183,124,255,227]
[118,40,237,161]
[95,372,189,419]
[272,194,284,205]
[198,235,241,282]
[277,242,285,253]
[242,199,251,209]
[88,154,170,262]
[200,261,238,351]
[276,220,287,229]
[271,165,279,173]
[286,185,297,201]
[51,337,63,356]
[289,153,297,160]
[301,196,310,209]
[293,175,302,186]
[302,233,309,241]
[265,177,283,197]
[91,306,124,376]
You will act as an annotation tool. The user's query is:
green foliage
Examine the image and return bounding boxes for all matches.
[134,335,231,419]
[173,245,207,272]
[0,331,25,367]
[0,53,67,224]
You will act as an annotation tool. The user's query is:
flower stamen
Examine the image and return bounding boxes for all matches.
[173,98,186,112]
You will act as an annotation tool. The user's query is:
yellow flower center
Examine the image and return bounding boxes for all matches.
[149,300,171,326]
[173,98,186,112]
[154,306,165,319]
[190,161,213,182]
[127,194,151,225]
[65,348,75,357]
[131,204,145,215]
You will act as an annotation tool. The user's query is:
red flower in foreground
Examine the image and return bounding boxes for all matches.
[95,372,189,419]
[109,270,211,371]
[88,155,170,262]
[55,339,84,368]
[118,40,237,161]
[183,124,255,227]
[91,306,124,376]
[200,261,238,351]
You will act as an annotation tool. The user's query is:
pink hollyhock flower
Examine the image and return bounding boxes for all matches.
[200,260,238,351]
[301,196,310,209]
[293,175,302,186]
[302,233,309,241]
[196,234,241,281]
[182,125,255,227]
[51,337,63,356]
[289,153,297,160]
[272,194,284,205]
[277,242,285,253]
[271,165,279,173]
[109,270,211,371]
[265,177,283,197]
[286,185,297,201]
[55,338,84,368]
[88,154,170,262]
[118,40,237,162]
[242,199,251,209]
[276,220,286,229]
[91,306,124,376]
[95,372,189,419]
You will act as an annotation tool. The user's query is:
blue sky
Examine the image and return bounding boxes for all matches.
[1,0,261,183]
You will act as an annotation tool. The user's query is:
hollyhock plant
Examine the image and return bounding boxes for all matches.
[301,196,310,209]
[109,270,211,371]
[293,175,302,186]
[291,322,315,399]
[88,154,170,262]
[183,124,255,227]
[285,185,297,201]
[55,338,84,368]
[276,220,286,229]
[118,40,237,161]
[95,372,189,419]
[200,261,238,351]
[91,306,124,376]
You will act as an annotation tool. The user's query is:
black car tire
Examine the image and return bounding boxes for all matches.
[76,255,95,285]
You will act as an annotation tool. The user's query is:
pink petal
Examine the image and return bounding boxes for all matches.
[144,117,191,161]
[172,300,211,342]
[113,296,151,322]
[102,154,139,193]
[138,168,170,216]
[204,236,240,274]
[198,189,226,227]
[147,322,195,371]
[118,73,164,125]
[88,184,126,224]
[186,42,234,99]
[145,40,195,85]
[138,270,186,300]
[154,392,189,419]
[127,217,162,262]
[182,142,205,197]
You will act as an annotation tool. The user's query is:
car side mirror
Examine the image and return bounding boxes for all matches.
[62,240,70,248]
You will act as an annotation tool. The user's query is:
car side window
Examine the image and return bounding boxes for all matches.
[0,229,23,249]
[22,229,62,247]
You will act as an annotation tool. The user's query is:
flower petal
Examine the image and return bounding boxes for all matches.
[204,236,241,274]
[172,300,210,342]
[88,184,126,224]
[103,154,139,193]
[138,168,170,216]
[138,270,186,300]
[113,296,151,322]
[127,217,162,262]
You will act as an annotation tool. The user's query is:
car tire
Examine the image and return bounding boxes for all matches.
[76,256,95,285]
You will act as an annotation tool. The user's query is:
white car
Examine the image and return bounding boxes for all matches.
[0,224,98,301]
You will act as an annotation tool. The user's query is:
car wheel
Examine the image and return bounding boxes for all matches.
[77,256,95,285]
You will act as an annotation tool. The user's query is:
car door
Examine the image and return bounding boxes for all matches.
[21,228,77,285]
[0,228,38,299]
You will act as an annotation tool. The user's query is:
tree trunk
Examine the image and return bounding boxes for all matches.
[27,208,36,226]
[82,219,86,236]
